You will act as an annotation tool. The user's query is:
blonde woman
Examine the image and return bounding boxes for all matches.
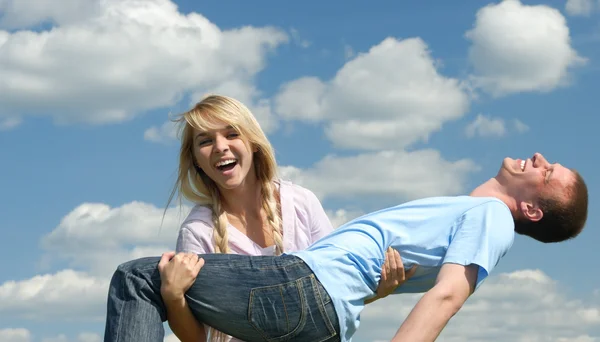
[158,95,408,342]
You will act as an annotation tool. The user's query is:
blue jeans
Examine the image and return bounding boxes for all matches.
[104,253,340,342]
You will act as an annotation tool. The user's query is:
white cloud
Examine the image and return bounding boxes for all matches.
[514,119,530,133]
[0,0,288,126]
[344,44,355,60]
[39,333,101,342]
[354,269,600,342]
[77,333,101,342]
[40,201,190,276]
[0,0,102,29]
[465,114,506,138]
[466,0,586,97]
[566,0,595,16]
[0,200,193,323]
[144,120,180,144]
[274,37,470,150]
[0,117,22,131]
[289,28,311,48]
[280,149,479,202]
[164,334,180,342]
[0,270,108,321]
[42,335,69,342]
[0,328,31,342]
[326,209,365,229]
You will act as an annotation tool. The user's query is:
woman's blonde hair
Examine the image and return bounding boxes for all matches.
[164,95,283,342]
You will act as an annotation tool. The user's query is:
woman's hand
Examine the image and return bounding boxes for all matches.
[369,247,417,303]
[158,251,204,303]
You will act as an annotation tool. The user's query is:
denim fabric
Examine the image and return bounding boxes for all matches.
[104,254,340,342]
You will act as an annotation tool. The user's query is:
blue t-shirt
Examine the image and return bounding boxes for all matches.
[289,196,515,342]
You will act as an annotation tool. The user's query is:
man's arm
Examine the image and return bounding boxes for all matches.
[391,263,479,342]
[366,248,417,304]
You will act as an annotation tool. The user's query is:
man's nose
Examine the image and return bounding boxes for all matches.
[534,152,549,167]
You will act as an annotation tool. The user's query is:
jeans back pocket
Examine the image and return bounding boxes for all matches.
[248,276,310,341]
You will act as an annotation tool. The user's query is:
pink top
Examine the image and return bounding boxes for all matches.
[175,180,334,342]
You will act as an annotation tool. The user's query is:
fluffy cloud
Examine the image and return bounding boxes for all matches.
[74,333,101,342]
[280,149,479,202]
[0,328,31,342]
[0,117,22,131]
[40,201,190,276]
[0,0,287,126]
[40,333,101,342]
[144,120,180,144]
[0,200,191,322]
[353,269,600,342]
[465,114,506,138]
[0,270,108,321]
[164,334,181,342]
[0,0,101,29]
[466,0,586,97]
[513,119,530,133]
[326,209,365,229]
[565,0,595,16]
[274,37,470,151]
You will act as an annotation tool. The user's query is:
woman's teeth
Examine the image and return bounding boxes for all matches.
[520,160,525,171]
[215,159,236,168]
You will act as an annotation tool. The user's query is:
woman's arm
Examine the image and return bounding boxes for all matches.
[160,224,214,342]
[159,251,207,342]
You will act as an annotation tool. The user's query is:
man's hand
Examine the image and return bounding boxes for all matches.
[391,263,478,342]
[367,248,417,304]
[158,251,204,303]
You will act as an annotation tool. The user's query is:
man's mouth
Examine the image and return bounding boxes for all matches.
[215,159,237,172]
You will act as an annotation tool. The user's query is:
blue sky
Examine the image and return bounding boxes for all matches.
[1,0,599,341]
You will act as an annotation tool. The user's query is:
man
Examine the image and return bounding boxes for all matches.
[104,153,588,342]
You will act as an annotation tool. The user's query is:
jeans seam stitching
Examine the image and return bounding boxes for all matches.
[114,269,128,342]
[279,286,289,332]
[311,275,336,342]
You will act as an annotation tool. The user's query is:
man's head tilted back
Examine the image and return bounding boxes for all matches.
[494,152,589,243]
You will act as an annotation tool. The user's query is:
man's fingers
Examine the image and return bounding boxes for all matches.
[406,265,419,279]
[382,248,390,275]
[389,248,398,275]
[394,250,403,270]
[391,250,405,282]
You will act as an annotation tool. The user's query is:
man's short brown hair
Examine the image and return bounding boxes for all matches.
[514,170,588,243]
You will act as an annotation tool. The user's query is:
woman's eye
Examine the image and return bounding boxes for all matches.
[198,139,211,146]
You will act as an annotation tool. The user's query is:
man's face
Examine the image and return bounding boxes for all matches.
[497,153,574,212]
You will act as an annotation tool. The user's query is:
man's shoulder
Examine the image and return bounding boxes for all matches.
[385,195,505,214]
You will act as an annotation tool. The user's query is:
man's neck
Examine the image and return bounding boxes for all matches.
[470,177,517,214]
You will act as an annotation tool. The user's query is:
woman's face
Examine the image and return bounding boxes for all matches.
[192,121,256,190]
